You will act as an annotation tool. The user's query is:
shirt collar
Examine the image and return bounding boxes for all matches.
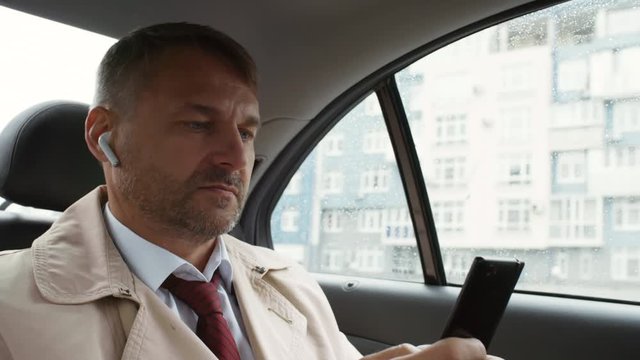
[103,203,234,292]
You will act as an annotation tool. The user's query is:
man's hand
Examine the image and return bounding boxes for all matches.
[360,338,503,360]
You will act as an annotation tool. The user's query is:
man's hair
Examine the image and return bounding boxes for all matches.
[94,22,257,111]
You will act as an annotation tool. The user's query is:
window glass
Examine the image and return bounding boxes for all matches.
[397,0,640,301]
[271,94,422,281]
[0,6,115,215]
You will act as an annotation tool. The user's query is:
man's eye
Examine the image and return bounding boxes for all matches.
[239,129,255,141]
[186,121,210,131]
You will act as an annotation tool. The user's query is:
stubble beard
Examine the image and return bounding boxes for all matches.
[117,156,246,244]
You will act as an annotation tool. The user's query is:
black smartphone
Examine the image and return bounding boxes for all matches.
[441,256,524,349]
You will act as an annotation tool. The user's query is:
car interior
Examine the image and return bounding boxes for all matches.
[1,0,640,359]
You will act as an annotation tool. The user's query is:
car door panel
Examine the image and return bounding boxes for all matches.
[316,274,640,360]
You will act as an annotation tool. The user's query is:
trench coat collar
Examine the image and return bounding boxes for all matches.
[31,186,136,304]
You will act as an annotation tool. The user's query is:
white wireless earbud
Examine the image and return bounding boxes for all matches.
[98,131,121,167]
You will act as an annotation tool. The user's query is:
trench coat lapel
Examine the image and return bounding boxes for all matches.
[224,235,307,360]
[121,277,216,360]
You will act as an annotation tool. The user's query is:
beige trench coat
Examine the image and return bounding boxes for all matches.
[0,187,361,360]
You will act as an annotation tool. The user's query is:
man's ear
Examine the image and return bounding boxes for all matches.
[85,106,119,166]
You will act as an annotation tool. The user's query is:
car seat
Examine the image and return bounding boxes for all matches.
[0,101,104,250]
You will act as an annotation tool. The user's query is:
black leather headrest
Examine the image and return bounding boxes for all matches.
[0,101,105,212]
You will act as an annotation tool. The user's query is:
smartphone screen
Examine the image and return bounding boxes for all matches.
[441,256,524,349]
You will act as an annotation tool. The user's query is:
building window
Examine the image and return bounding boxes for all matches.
[443,253,474,280]
[551,100,602,128]
[606,145,637,167]
[322,171,344,194]
[385,208,414,240]
[497,199,531,232]
[555,9,595,46]
[629,258,640,279]
[322,134,344,156]
[363,130,391,154]
[609,47,640,95]
[360,166,391,193]
[435,114,467,144]
[357,209,386,233]
[557,58,589,93]
[505,17,547,50]
[433,157,466,187]
[612,100,640,136]
[499,153,531,185]
[280,207,300,232]
[555,151,586,184]
[579,252,594,280]
[322,249,344,271]
[612,198,640,231]
[283,171,302,195]
[500,107,532,142]
[605,7,640,36]
[549,197,597,239]
[432,201,465,232]
[391,246,418,275]
[322,210,343,233]
[552,252,569,280]
[351,247,384,273]
[611,247,640,281]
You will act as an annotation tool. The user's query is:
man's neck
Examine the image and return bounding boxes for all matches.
[151,235,217,273]
[106,201,217,273]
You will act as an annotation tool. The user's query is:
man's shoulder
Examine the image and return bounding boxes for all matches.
[0,248,35,300]
[0,248,32,269]
[222,235,320,291]
[0,248,27,257]
[223,234,297,268]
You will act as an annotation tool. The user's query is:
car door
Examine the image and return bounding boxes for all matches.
[240,1,640,359]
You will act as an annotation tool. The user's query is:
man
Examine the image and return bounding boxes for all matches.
[0,23,500,360]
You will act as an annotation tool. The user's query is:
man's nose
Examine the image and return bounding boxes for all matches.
[210,125,248,170]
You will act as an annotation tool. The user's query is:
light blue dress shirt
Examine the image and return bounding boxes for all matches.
[103,204,255,360]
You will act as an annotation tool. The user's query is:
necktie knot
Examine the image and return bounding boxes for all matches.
[162,274,223,316]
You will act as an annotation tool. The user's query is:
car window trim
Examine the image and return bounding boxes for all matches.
[375,78,446,284]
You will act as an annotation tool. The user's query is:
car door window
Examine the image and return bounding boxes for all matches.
[396,0,640,302]
[271,94,423,281]
[269,0,640,302]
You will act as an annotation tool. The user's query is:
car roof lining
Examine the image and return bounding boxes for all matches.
[2,0,532,121]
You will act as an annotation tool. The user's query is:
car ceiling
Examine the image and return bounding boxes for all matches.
[1,0,533,185]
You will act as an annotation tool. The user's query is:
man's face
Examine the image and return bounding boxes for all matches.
[112,47,259,242]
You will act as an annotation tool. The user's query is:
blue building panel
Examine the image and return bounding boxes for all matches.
[552,183,588,193]
[603,197,640,247]
[270,152,317,245]
[614,133,640,145]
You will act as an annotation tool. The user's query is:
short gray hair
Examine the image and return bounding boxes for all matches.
[94,22,257,112]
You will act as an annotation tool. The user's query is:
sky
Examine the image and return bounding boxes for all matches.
[0,5,115,131]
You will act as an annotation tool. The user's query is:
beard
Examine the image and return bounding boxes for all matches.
[116,153,246,243]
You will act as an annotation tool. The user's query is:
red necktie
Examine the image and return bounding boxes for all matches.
[162,273,241,360]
